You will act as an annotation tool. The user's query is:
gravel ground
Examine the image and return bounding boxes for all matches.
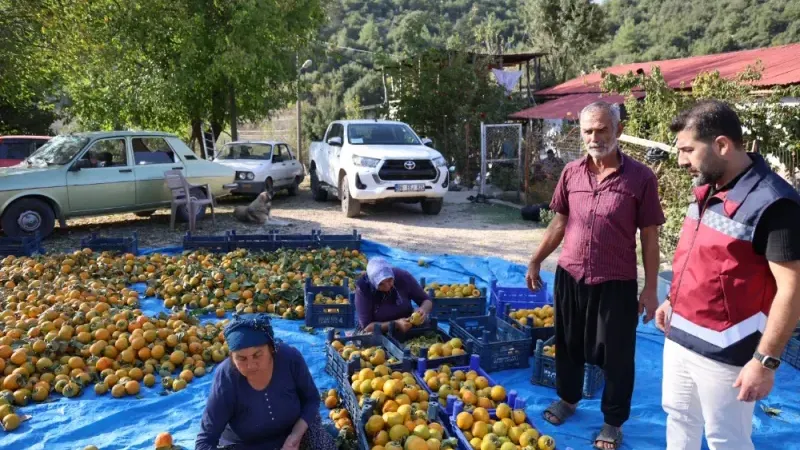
[43,183,560,272]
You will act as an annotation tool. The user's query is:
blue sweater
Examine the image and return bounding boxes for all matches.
[195,344,320,450]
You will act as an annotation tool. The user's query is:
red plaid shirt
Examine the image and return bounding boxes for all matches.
[550,151,665,285]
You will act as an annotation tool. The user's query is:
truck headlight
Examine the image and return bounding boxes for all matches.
[432,157,447,167]
[353,155,381,168]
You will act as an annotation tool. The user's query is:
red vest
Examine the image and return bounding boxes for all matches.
[667,154,800,366]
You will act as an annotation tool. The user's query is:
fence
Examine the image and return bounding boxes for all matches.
[479,123,523,199]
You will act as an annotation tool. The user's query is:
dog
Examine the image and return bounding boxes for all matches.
[233,191,272,224]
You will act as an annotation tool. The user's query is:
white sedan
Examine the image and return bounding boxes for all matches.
[214,140,305,196]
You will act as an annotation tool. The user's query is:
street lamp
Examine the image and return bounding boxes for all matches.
[297,58,313,165]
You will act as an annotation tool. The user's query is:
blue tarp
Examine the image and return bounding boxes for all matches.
[3,240,799,450]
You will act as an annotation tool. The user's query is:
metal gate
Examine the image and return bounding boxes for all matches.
[479,122,524,198]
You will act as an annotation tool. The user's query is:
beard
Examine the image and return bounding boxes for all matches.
[586,139,617,159]
[690,158,726,187]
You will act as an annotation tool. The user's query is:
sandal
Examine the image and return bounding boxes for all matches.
[594,424,623,449]
[541,400,576,425]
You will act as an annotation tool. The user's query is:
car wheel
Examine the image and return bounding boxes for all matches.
[1,198,56,238]
[176,187,208,223]
[421,198,443,215]
[287,177,300,196]
[265,178,274,196]
[135,210,156,218]
[311,169,328,202]
[340,175,361,218]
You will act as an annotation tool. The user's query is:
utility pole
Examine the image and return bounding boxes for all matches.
[229,83,238,141]
[297,57,313,164]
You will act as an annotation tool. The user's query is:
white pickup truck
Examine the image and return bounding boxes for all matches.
[308,120,449,217]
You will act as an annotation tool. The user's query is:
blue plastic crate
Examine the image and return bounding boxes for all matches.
[0,232,42,257]
[325,328,411,388]
[318,229,362,250]
[271,229,320,249]
[420,277,488,322]
[305,277,355,328]
[414,354,518,417]
[448,308,532,372]
[448,397,540,450]
[229,230,278,252]
[356,397,452,450]
[182,231,230,252]
[780,327,800,370]
[491,280,555,355]
[531,335,604,399]
[80,232,138,254]
[387,319,469,369]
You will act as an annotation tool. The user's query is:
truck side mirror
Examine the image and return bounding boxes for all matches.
[421,138,434,148]
[327,136,343,147]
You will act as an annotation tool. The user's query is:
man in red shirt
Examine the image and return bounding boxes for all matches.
[527,101,665,449]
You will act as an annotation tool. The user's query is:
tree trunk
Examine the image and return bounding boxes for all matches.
[229,82,238,141]
[190,118,203,158]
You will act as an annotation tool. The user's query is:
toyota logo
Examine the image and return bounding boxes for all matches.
[404,161,416,170]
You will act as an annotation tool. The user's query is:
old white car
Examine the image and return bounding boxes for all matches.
[0,131,237,238]
[214,140,306,196]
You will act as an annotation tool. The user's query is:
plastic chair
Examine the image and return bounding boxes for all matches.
[163,170,216,232]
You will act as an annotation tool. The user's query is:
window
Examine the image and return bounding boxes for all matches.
[272,145,285,163]
[282,144,296,160]
[82,138,128,168]
[347,123,420,145]
[132,137,176,165]
[326,123,344,142]
[217,143,272,160]
[0,140,34,160]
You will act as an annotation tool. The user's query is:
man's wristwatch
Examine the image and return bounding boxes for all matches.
[754,350,781,370]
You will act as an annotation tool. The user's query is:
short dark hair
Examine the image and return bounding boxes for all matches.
[670,100,744,147]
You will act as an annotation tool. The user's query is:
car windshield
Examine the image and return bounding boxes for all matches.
[27,135,90,165]
[347,124,421,145]
[217,143,272,160]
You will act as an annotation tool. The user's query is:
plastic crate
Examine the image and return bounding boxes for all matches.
[414,354,519,417]
[305,277,355,328]
[420,277,488,322]
[0,232,42,257]
[325,328,412,388]
[356,397,452,450]
[491,280,555,355]
[182,231,230,252]
[531,335,604,399]
[780,327,800,370]
[318,229,362,250]
[448,308,532,372]
[229,230,278,252]
[80,232,138,254]
[449,397,538,450]
[272,229,320,249]
[387,319,469,369]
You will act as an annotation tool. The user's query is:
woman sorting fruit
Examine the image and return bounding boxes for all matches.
[355,257,433,333]
[195,313,336,450]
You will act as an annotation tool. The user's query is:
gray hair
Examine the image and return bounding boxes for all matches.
[580,101,621,129]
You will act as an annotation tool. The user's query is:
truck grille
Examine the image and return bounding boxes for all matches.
[378,159,437,181]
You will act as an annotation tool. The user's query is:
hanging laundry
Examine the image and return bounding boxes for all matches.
[492,69,523,94]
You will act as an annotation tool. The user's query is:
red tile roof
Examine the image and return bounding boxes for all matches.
[537,43,800,96]
[509,93,630,120]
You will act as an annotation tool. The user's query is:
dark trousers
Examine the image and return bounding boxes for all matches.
[553,266,639,427]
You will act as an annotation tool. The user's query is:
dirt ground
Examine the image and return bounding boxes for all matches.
[43,183,560,272]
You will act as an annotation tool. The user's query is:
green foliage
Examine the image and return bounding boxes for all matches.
[594,0,800,67]
[601,66,800,259]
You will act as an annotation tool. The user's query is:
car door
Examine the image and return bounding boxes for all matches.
[273,144,295,186]
[325,123,344,184]
[284,144,303,182]
[66,137,136,213]
[131,136,185,207]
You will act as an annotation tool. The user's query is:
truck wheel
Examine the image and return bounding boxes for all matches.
[421,198,443,215]
[1,198,56,238]
[311,169,327,202]
[340,175,361,218]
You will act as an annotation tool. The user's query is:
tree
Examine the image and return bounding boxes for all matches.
[521,0,607,83]
[31,0,326,150]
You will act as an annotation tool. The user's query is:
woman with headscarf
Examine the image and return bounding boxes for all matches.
[195,313,336,450]
[354,257,433,333]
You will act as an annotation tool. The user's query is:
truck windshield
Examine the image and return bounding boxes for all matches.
[217,143,272,160]
[27,135,90,165]
[347,124,420,146]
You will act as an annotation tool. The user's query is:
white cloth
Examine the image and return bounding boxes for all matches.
[492,69,523,94]
[662,339,756,450]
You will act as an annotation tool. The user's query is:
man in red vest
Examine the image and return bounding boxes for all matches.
[656,100,800,449]
[527,101,665,450]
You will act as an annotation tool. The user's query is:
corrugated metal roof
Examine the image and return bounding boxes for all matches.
[509,94,627,120]
[537,43,800,96]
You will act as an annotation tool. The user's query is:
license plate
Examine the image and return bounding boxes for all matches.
[396,183,425,192]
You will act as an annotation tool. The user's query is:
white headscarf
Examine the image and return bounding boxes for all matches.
[366,257,395,289]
